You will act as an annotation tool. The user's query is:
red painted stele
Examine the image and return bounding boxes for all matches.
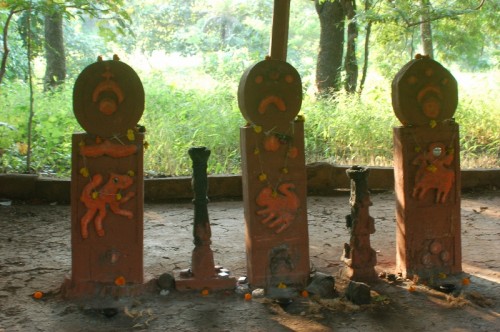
[239,58,310,288]
[61,55,148,298]
[392,55,462,281]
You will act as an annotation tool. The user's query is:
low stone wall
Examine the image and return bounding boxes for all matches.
[0,163,498,203]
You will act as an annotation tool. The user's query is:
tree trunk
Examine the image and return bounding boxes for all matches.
[0,10,18,85]
[43,9,66,91]
[359,0,372,95]
[419,0,434,58]
[342,0,358,94]
[315,0,344,97]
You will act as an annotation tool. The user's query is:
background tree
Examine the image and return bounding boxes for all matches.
[315,0,344,97]
[43,3,65,91]
[0,0,130,87]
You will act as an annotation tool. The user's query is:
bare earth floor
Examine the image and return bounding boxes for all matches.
[0,190,499,332]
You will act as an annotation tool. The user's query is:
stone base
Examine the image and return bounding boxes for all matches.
[175,276,236,292]
[60,277,156,301]
[339,266,378,283]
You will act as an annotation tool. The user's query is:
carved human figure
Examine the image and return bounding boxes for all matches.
[80,173,135,239]
[412,142,454,203]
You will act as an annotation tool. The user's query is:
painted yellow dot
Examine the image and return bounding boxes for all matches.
[127,170,135,177]
[80,168,89,178]
[258,173,267,182]
[281,167,289,174]
[429,120,437,128]
[253,125,262,134]
[254,147,260,155]
[91,191,99,200]
[127,129,135,141]
[116,193,122,201]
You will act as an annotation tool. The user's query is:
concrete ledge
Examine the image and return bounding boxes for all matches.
[0,164,498,203]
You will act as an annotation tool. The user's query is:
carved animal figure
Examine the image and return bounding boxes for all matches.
[412,143,454,203]
[256,183,300,234]
[80,173,135,239]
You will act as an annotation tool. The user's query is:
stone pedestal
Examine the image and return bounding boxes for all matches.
[392,55,462,281]
[62,57,146,298]
[394,123,461,279]
[240,121,309,288]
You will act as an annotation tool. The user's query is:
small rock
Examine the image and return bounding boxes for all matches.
[306,272,336,298]
[387,274,397,282]
[251,288,265,298]
[235,284,249,295]
[267,286,297,300]
[179,269,192,278]
[100,308,118,318]
[346,281,371,305]
[157,273,175,290]
[160,289,170,296]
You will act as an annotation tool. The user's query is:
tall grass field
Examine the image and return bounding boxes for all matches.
[0,61,498,177]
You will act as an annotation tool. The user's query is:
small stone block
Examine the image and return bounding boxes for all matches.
[218,272,229,279]
[179,269,192,278]
[238,276,248,284]
[252,288,265,298]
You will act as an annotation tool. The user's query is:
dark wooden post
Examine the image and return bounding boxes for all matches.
[176,147,236,291]
[189,147,215,278]
[342,166,377,282]
[269,0,290,61]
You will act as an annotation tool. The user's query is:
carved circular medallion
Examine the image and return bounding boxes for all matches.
[238,59,302,131]
[73,59,145,137]
[392,56,457,126]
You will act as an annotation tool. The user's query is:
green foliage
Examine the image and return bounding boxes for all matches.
[0,0,498,176]
[142,74,242,176]
[0,81,78,175]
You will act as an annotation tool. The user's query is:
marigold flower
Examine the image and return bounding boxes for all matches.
[114,276,126,286]
[33,291,43,299]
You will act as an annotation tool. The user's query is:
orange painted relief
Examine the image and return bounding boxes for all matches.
[256,183,300,234]
[80,173,135,239]
[412,142,454,203]
[80,140,137,158]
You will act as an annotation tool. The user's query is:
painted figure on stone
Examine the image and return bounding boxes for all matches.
[80,172,135,239]
[256,183,300,234]
[412,142,455,203]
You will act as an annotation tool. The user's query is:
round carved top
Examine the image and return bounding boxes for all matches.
[392,56,458,126]
[238,59,302,131]
[73,58,144,137]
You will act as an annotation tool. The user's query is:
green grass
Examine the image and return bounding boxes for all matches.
[0,70,498,177]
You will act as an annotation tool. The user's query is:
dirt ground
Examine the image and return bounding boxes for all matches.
[0,190,498,332]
